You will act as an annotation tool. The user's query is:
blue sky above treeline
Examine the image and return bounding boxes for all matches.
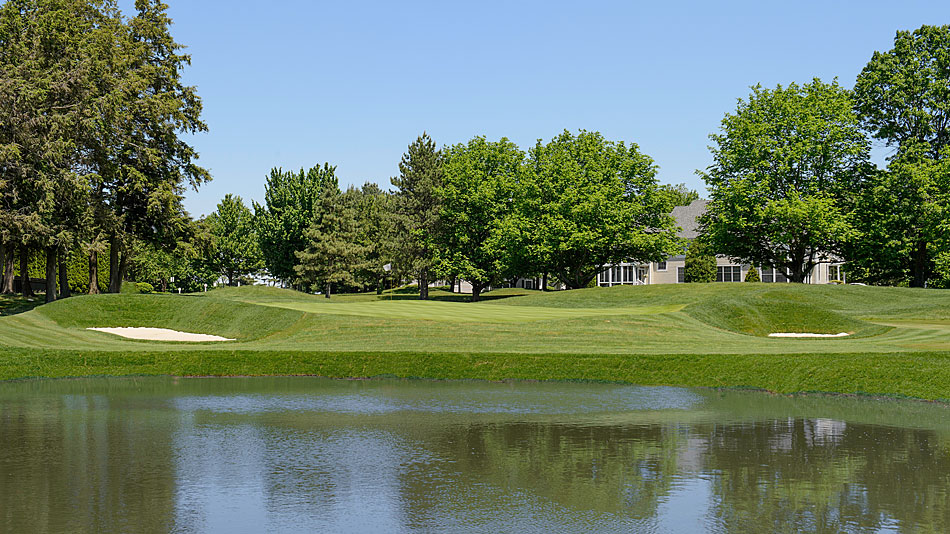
[116,0,950,217]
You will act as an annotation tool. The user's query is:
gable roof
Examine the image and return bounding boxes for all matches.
[671,199,707,239]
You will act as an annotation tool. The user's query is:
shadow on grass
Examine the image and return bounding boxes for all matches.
[0,293,48,316]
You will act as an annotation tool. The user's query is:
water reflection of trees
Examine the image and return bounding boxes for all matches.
[412,421,683,520]
[0,394,177,532]
[702,419,950,533]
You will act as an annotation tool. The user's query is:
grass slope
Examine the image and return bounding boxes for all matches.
[2,283,950,399]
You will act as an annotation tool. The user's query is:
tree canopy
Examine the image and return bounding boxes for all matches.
[850,25,950,287]
[700,79,868,283]
[525,130,679,289]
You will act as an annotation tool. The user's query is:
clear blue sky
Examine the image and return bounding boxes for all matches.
[117,1,950,217]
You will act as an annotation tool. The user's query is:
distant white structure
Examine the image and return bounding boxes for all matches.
[598,199,847,286]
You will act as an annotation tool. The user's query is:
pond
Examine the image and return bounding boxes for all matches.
[1,377,948,533]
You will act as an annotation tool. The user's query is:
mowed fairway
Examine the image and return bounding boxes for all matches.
[3,283,950,399]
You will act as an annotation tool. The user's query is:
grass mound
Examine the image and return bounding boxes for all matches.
[36,293,305,342]
[683,290,884,337]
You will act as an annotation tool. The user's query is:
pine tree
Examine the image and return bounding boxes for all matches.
[294,188,367,298]
[391,133,442,300]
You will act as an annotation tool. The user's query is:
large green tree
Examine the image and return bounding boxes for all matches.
[254,165,338,286]
[0,0,104,302]
[700,80,868,283]
[294,186,367,298]
[206,194,263,286]
[438,136,523,302]
[525,130,679,289]
[102,0,209,294]
[390,133,442,300]
[851,25,950,287]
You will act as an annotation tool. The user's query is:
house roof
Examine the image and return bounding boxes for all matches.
[671,199,707,239]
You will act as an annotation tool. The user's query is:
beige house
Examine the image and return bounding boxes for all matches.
[597,199,847,287]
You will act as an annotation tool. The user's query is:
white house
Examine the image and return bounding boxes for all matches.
[597,199,847,287]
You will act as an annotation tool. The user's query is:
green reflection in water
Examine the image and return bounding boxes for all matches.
[0,377,948,533]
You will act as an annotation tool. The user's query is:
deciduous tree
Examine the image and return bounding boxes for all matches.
[206,194,263,286]
[254,165,337,286]
[700,80,867,282]
[525,130,679,289]
[438,137,523,302]
[851,25,950,287]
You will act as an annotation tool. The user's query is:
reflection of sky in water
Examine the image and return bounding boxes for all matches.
[172,384,703,416]
[2,378,948,533]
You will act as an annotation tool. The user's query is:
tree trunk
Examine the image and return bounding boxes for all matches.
[108,235,121,293]
[542,273,548,291]
[58,250,70,299]
[471,282,484,303]
[228,271,233,286]
[118,251,130,292]
[419,269,428,300]
[0,242,7,295]
[1,244,13,294]
[325,282,331,299]
[45,247,57,303]
[19,247,33,297]
[88,249,100,294]
[912,240,928,288]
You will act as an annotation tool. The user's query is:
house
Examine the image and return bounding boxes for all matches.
[597,199,847,286]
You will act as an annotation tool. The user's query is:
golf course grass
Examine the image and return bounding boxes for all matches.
[2,283,950,400]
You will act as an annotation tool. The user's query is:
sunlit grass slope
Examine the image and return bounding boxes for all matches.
[3,283,950,399]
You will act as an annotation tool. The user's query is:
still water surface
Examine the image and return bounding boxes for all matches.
[1,377,949,533]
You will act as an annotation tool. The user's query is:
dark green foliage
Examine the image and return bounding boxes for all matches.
[294,187,367,297]
[391,133,442,300]
[685,241,716,283]
[254,165,338,284]
[850,25,950,287]
[27,246,109,294]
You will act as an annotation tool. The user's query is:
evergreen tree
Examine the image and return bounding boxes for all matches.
[294,187,367,298]
[685,240,716,283]
[391,133,442,300]
[744,264,761,282]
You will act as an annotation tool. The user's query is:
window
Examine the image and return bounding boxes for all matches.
[613,266,622,285]
[762,268,773,283]
[524,279,534,290]
[716,265,741,282]
[677,267,685,283]
[828,264,844,282]
[656,261,667,271]
[623,265,635,284]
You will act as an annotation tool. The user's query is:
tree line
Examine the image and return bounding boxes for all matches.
[700,25,950,287]
[0,0,207,302]
[3,5,948,300]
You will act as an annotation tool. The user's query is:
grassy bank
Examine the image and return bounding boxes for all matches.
[2,283,950,399]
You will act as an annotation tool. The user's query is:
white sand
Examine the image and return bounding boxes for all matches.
[768,332,850,338]
[88,327,235,342]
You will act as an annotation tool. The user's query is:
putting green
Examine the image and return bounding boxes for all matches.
[235,298,685,322]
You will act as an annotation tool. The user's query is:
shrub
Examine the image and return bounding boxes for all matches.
[684,240,716,283]
[135,282,154,294]
[744,265,761,282]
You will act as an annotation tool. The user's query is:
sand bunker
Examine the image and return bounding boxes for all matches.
[768,332,850,338]
[88,327,235,342]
